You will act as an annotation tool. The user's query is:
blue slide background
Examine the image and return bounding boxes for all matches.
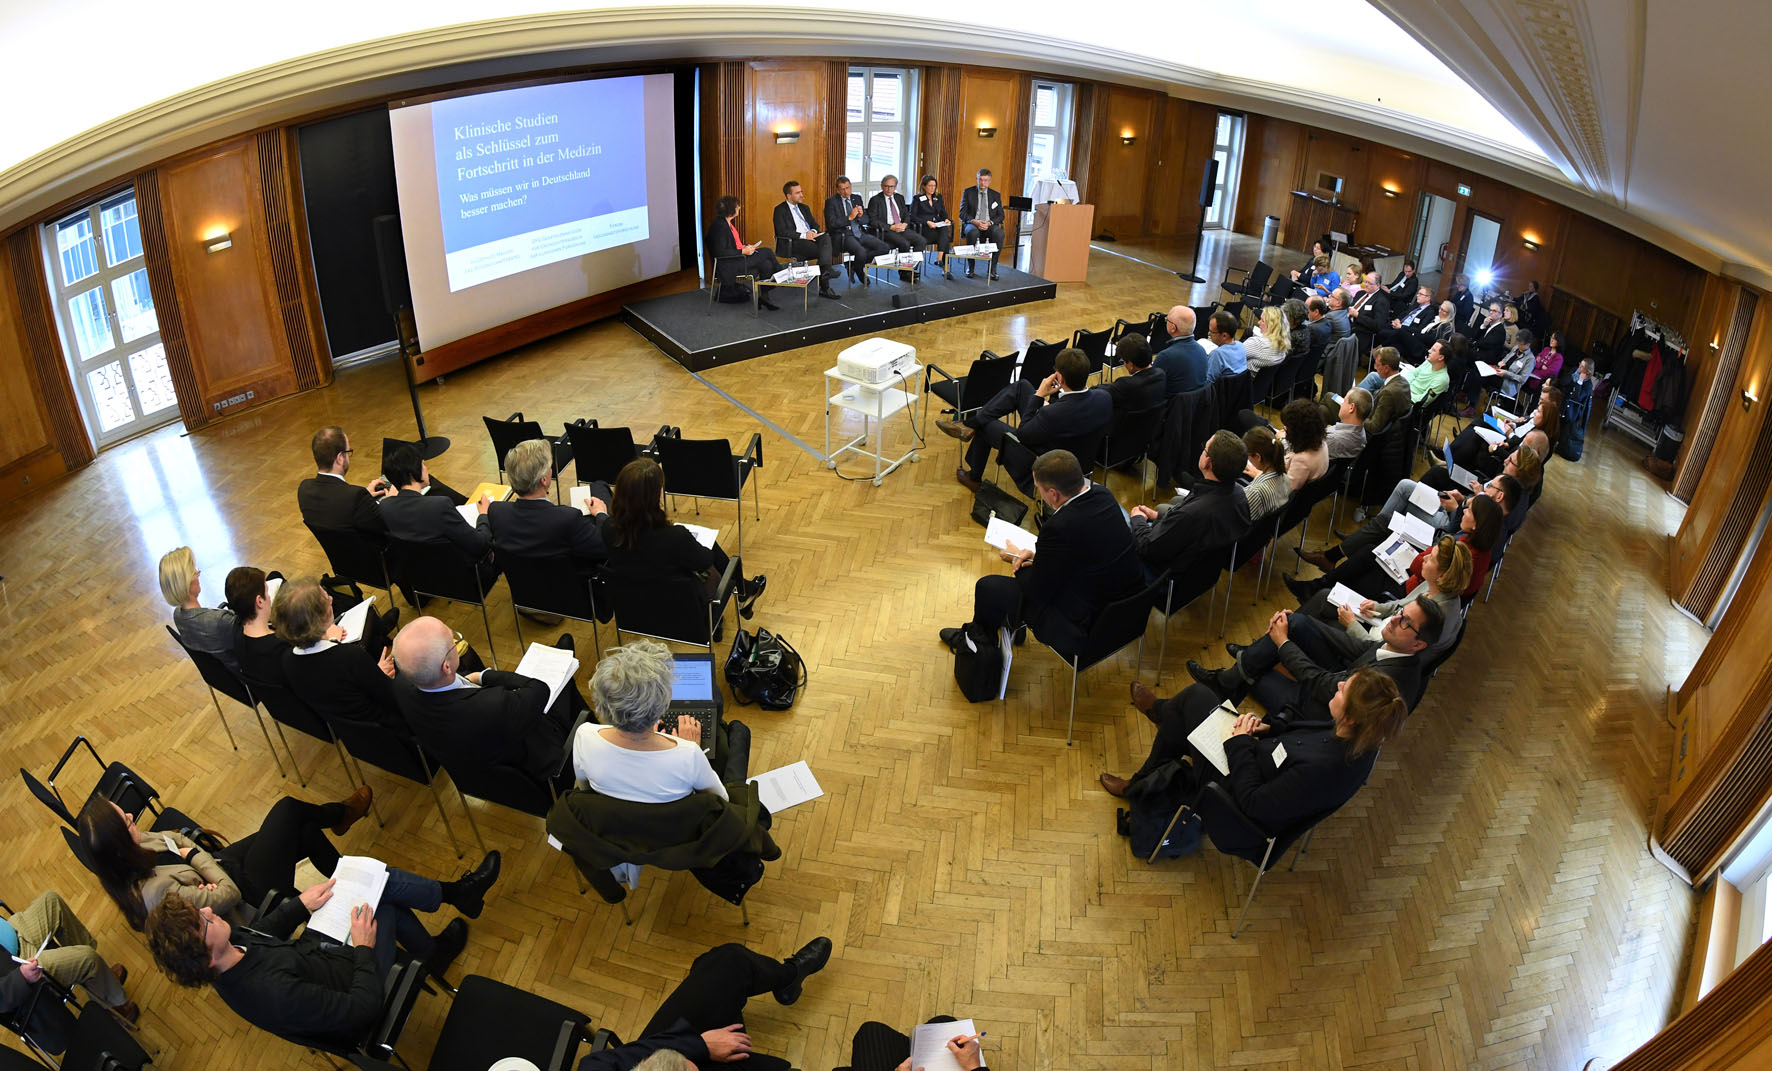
[431,77,647,252]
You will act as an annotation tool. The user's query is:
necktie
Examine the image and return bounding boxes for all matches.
[794,204,808,233]
[888,196,899,225]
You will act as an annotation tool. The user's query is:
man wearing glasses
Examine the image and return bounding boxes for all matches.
[298,425,467,537]
[1152,305,1210,397]
[867,174,928,282]
[1184,599,1440,724]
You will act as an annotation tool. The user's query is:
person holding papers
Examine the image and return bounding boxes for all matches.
[848,1018,988,1071]
[1292,482,1508,602]
[273,576,450,731]
[1098,670,1408,834]
[909,175,955,277]
[378,444,499,591]
[393,615,581,785]
[0,890,137,1025]
[1299,537,1470,661]
[606,457,767,615]
[707,195,784,308]
[571,639,745,800]
[487,439,612,587]
[958,168,1005,279]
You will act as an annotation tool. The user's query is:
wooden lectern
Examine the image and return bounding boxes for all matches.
[1029,202,1094,282]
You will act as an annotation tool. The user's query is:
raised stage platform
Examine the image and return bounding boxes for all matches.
[623,264,1057,372]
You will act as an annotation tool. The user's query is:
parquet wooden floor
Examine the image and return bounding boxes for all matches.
[0,237,1707,1070]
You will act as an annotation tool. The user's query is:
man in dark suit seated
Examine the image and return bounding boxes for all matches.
[771,180,839,299]
[487,439,612,581]
[939,450,1142,657]
[958,168,1006,279]
[824,176,888,286]
[1379,285,1436,356]
[1185,599,1441,724]
[1321,346,1410,435]
[1102,335,1165,414]
[391,615,582,784]
[867,174,928,281]
[378,444,499,591]
[1300,296,1334,365]
[1128,431,1252,577]
[936,348,1112,492]
[1386,260,1419,296]
[144,853,500,1043]
[707,195,782,309]
[1153,306,1210,397]
[1348,271,1392,355]
[297,425,393,538]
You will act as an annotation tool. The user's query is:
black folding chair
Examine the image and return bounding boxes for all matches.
[1220,261,1272,305]
[421,975,591,1071]
[275,956,427,1064]
[166,626,283,772]
[484,413,574,502]
[500,552,603,658]
[238,672,362,794]
[1030,573,1168,746]
[1409,619,1467,709]
[653,432,763,556]
[596,556,741,659]
[323,711,468,855]
[1072,326,1113,379]
[306,524,395,606]
[388,537,500,669]
[561,421,667,488]
[1017,339,1064,387]
[1097,404,1166,493]
[925,352,1018,461]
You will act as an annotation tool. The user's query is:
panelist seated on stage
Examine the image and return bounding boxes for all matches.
[378,444,499,591]
[939,450,1143,658]
[824,176,888,286]
[957,168,1006,279]
[867,174,928,280]
[771,180,839,299]
[1154,306,1210,397]
[909,174,955,277]
[706,196,783,309]
[487,439,613,583]
[937,348,1112,492]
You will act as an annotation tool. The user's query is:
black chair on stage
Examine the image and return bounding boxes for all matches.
[484,413,573,502]
[653,431,763,556]
[387,536,500,669]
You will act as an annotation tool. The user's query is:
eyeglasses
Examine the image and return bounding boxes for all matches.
[1392,614,1420,635]
[341,448,354,455]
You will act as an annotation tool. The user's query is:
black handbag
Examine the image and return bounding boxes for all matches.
[952,631,1005,703]
[969,480,1028,527]
[724,627,807,710]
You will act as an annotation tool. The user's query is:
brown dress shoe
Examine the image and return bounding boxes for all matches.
[331,786,373,835]
[936,419,974,441]
[1297,549,1335,572]
[114,1000,139,1025]
[110,963,128,987]
[1129,681,1157,714]
[954,467,983,492]
[1098,772,1130,798]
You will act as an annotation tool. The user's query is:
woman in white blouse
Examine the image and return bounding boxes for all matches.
[571,639,734,803]
[1242,305,1292,372]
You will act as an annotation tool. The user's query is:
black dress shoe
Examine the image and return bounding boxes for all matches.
[758,296,781,311]
[426,918,468,980]
[988,272,1000,282]
[819,287,840,299]
[1283,575,1315,604]
[940,626,969,652]
[1225,642,1247,662]
[773,936,833,1005]
[1186,659,1226,695]
[445,850,501,919]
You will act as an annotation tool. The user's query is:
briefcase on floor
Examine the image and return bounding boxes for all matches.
[970,480,1028,527]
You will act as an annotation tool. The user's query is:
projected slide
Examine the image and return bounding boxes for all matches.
[431,78,649,291]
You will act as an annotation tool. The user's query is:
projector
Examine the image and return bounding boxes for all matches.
[838,337,917,384]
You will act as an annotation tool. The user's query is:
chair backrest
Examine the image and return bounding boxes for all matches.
[1189,306,1215,340]
[959,351,1018,412]
[1196,781,1337,869]
[1248,364,1278,411]
[1216,369,1254,428]
[655,436,742,500]
[20,768,76,827]
[389,537,489,606]
[250,679,336,747]
[0,975,76,1059]
[1241,261,1273,295]
[1110,317,1146,348]
[1018,339,1062,385]
[1100,404,1167,469]
[1072,327,1112,372]
[1234,511,1285,569]
[1072,573,1169,669]
[597,568,718,648]
[444,759,555,819]
[325,714,435,786]
[305,525,390,593]
[562,421,641,487]
[1321,335,1360,396]
[502,552,599,622]
[1155,384,1218,487]
[485,413,546,474]
[167,626,256,709]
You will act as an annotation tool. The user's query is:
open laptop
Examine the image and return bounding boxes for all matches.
[668,652,722,756]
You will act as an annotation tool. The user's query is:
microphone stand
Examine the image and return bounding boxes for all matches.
[393,307,449,461]
[1175,201,1208,286]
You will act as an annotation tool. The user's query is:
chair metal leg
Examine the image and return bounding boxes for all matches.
[1232,840,1278,939]
[1288,827,1317,871]
[512,604,526,652]
[739,899,750,927]
[1065,657,1079,746]
[479,603,498,670]
[454,783,489,854]
[423,769,465,858]
[253,710,289,779]
[618,898,633,925]
[1157,608,1170,686]
[331,738,359,792]
[207,688,239,750]
[1147,803,1192,864]
[270,719,309,787]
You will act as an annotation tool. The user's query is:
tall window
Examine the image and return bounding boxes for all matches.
[844,67,919,201]
[1204,112,1247,229]
[1024,81,1075,181]
[41,189,179,448]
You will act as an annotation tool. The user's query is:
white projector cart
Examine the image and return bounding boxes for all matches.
[824,342,923,486]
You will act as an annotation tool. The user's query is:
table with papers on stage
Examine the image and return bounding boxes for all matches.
[824,362,923,486]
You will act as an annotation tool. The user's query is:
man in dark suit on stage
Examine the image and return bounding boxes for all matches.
[867,174,928,281]
[707,196,782,309]
[824,177,887,286]
[298,426,391,537]
[771,180,839,299]
[1102,335,1166,414]
[937,348,1112,491]
[940,450,1142,656]
[958,168,1006,279]
[378,444,499,591]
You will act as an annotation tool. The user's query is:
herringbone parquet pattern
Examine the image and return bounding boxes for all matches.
[0,237,1705,1070]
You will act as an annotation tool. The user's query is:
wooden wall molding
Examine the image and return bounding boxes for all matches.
[134,168,212,431]
[255,130,327,392]
[1611,928,1772,1070]
[1,230,91,469]
[1674,288,1757,502]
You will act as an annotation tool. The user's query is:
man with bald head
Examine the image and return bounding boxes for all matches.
[1152,306,1209,396]
[391,616,582,784]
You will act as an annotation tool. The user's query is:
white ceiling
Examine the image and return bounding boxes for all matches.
[1,1,1763,284]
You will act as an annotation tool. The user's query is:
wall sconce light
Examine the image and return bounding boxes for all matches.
[1381,184,1399,198]
[1711,336,1721,350]
[1120,132,1136,145]
[1522,236,1541,252]
[773,130,799,144]
[1743,389,1758,411]
[203,231,232,253]
[976,126,996,138]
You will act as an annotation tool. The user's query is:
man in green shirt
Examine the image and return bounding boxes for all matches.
[1404,335,1459,404]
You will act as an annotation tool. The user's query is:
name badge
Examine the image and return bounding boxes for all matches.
[1271,742,1288,768]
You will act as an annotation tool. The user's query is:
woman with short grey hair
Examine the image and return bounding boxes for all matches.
[572,640,730,802]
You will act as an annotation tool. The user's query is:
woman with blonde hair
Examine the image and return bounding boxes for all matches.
[1313,536,1469,659]
[1242,304,1292,372]
[161,545,240,670]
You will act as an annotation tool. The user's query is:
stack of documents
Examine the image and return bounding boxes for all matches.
[514,642,580,710]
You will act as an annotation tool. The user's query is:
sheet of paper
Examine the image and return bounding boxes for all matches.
[337,596,375,643]
[263,576,283,608]
[910,1019,980,1071]
[1407,481,1442,515]
[455,503,479,526]
[1473,424,1506,445]
[1388,510,1436,548]
[569,484,599,515]
[1373,535,1415,584]
[1272,742,1289,768]
[1475,361,1500,378]
[1327,583,1369,615]
[1186,703,1240,777]
[748,761,824,813]
[1490,404,1525,424]
[305,856,389,944]
[678,523,720,549]
[1450,463,1482,490]
[514,642,580,710]
[984,516,1039,555]
[467,481,510,505]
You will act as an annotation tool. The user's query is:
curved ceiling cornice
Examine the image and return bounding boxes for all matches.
[0,5,1733,278]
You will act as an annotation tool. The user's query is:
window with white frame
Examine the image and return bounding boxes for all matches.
[1204,112,1247,229]
[1024,80,1075,182]
[844,67,919,202]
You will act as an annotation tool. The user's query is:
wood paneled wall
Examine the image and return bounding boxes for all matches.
[1611,934,1772,1071]
[1084,86,1160,240]
[0,232,86,503]
[741,60,834,231]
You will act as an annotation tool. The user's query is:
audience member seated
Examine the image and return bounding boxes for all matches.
[1403,335,1456,404]
[1292,481,1509,601]
[1241,305,1291,372]
[379,444,499,591]
[1325,289,1352,340]
[1298,536,1471,660]
[1128,431,1252,578]
[145,846,500,1041]
[1326,389,1372,459]
[392,615,582,785]
[605,457,767,616]
[825,176,888,285]
[78,791,373,926]
[0,891,137,1024]
[1283,297,1310,359]
[488,439,612,582]
[1289,254,1338,297]
[1492,329,1537,404]
[937,348,1111,493]
[1387,260,1420,295]
[1204,311,1246,381]
[909,175,955,278]
[228,566,294,685]
[1348,272,1392,353]
[1447,387,1556,478]
[571,939,832,1071]
[847,1020,987,1071]
[1338,264,1362,298]
[1393,298,1456,362]
[1153,306,1210,397]
[1323,346,1408,435]
[707,195,783,309]
[1449,274,1476,326]
[771,180,839,299]
[1103,335,1165,414]
[1428,443,1540,537]
[1240,427,1290,522]
[1098,670,1408,834]
[571,640,748,799]
[1278,398,1329,491]
[1528,332,1567,396]
[1185,599,1441,722]
[297,425,391,539]
[940,451,1141,657]
[1301,296,1335,361]
[273,577,414,730]
[161,545,238,670]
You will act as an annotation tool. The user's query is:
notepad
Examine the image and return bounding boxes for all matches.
[1388,510,1436,548]
[263,576,283,608]
[337,597,375,643]
[1407,481,1442,515]
[569,485,598,515]
[1373,534,1416,584]
[984,516,1038,555]
[1187,703,1241,777]
[305,856,389,945]
[678,523,720,549]
[1473,424,1506,445]
[1327,583,1370,616]
[455,503,480,525]
[748,761,823,813]
[467,481,511,505]
[514,642,580,711]
[1475,361,1501,378]
[910,1019,981,1071]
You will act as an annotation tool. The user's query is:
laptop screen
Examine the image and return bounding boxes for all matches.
[670,654,716,702]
